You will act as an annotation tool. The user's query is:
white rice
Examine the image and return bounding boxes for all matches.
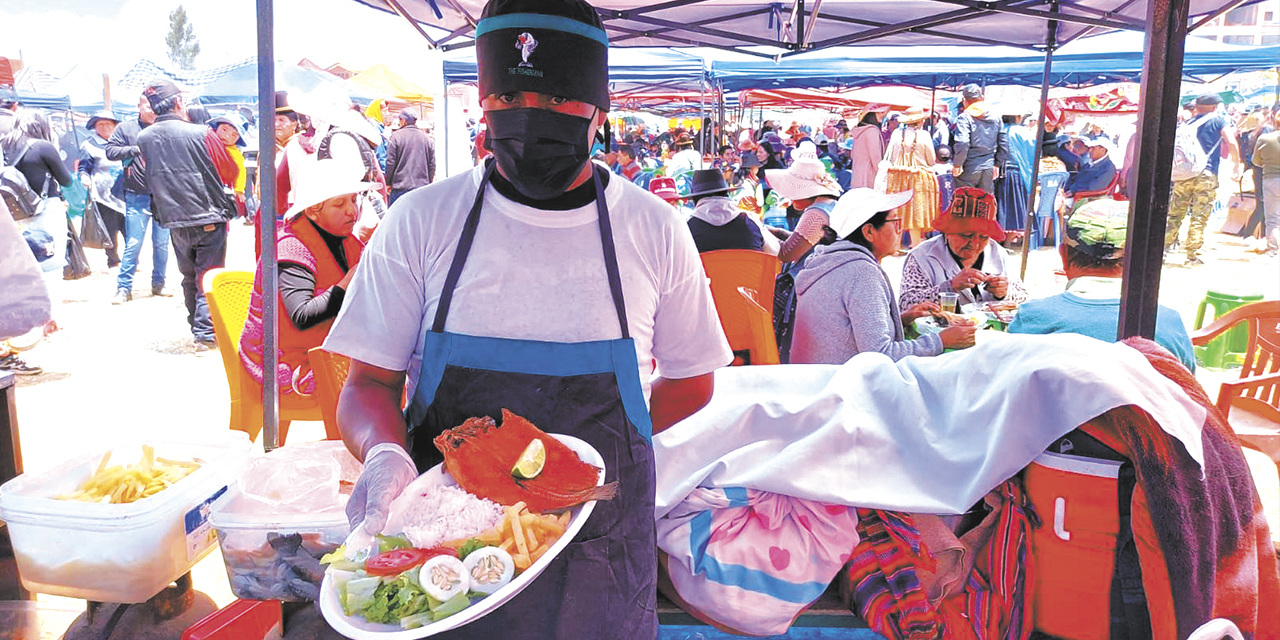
[398,485,505,549]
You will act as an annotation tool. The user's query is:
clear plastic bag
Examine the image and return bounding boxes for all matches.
[233,441,363,515]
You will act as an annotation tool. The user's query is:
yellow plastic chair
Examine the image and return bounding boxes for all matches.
[307,347,350,441]
[699,250,781,366]
[203,268,322,446]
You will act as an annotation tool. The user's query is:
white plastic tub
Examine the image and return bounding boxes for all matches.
[0,432,253,603]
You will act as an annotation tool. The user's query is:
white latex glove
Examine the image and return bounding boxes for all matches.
[345,443,418,539]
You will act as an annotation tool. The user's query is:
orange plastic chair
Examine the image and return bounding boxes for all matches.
[1191,300,1280,488]
[700,250,781,366]
[307,347,350,441]
[203,269,322,446]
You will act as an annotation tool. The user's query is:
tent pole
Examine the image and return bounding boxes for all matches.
[256,0,280,451]
[928,75,937,135]
[1119,0,1192,340]
[1019,13,1057,282]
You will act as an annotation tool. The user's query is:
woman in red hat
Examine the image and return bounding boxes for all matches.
[898,187,1028,311]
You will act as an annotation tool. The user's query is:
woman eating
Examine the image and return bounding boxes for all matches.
[790,188,977,364]
[239,158,375,398]
[899,187,1029,311]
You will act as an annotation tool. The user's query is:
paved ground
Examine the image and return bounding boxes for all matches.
[4,199,1278,638]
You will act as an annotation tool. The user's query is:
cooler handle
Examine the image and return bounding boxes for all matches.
[1054,497,1071,541]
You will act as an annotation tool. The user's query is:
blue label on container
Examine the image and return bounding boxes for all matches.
[184,485,228,561]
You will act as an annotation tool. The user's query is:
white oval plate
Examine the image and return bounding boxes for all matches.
[319,433,605,639]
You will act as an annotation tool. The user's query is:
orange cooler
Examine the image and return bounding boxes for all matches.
[1023,451,1124,640]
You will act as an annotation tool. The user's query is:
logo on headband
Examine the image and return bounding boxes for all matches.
[516,32,538,67]
[509,32,544,78]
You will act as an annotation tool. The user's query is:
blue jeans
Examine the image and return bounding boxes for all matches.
[117,192,170,292]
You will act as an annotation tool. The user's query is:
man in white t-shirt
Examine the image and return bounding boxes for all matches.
[323,0,731,636]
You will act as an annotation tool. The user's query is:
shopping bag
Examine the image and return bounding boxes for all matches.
[63,217,92,280]
[79,200,113,250]
[62,178,89,219]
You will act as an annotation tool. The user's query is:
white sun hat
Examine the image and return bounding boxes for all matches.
[827,188,914,239]
[284,158,379,221]
[764,141,842,201]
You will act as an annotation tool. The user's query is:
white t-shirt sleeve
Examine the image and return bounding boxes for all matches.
[650,218,733,379]
[323,201,427,372]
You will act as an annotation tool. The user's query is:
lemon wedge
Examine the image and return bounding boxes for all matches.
[511,438,546,480]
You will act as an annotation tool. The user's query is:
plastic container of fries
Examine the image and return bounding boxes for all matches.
[0,432,253,603]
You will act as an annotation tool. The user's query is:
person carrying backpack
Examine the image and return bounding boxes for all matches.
[1164,93,1240,266]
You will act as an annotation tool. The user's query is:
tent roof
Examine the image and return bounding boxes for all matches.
[442,47,707,94]
[709,32,1280,90]
[348,0,1264,55]
[196,62,385,105]
[349,64,434,103]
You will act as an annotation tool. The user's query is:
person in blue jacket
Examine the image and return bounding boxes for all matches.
[1009,198,1195,371]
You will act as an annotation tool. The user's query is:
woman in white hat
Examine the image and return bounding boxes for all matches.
[790,188,977,364]
[770,141,844,263]
[239,159,377,398]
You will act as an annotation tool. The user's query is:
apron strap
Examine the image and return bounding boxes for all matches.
[593,168,630,339]
[432,161,496,334]
[432,162,630,339]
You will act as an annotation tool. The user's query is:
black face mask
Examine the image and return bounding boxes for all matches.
[484,108,594,201]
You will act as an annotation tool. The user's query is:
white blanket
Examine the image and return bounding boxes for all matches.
[654,333,1206,518]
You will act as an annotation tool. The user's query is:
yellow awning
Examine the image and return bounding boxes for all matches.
[348,64,434,104]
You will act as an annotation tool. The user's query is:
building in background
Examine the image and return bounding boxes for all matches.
[1194,3,1280,45]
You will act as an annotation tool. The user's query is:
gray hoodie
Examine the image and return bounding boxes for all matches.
[790,241,943,364]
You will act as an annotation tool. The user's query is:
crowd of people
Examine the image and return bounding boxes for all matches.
[0,0,1277,636]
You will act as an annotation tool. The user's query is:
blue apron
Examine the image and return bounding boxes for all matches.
[404,163,658,639]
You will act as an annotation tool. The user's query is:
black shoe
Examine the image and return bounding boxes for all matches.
[0,355,42,376]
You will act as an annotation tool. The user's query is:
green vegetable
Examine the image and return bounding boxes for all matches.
[376,534,414,554]
[343,577,382,617]
[457,538,488,560]
[319,545,360,572]
[431,591,472,621]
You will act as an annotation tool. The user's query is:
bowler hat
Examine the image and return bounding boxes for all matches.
[85,110,121,130]
[688,169,731,198]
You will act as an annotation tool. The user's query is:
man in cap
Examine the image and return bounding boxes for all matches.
[1164,92,1240,266]
[1063,134,1117,199]
[106,92,169,304]
[384,109,435,205]
[325,1,731,637]
[1010,199,1195,371]
[77,110,126,268]
[136,79,238,347]
[951,83,1008,194]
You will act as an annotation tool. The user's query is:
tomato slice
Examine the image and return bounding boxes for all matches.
[364,547,456,576]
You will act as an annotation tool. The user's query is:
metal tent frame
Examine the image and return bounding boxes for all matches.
[249,0,1267,449]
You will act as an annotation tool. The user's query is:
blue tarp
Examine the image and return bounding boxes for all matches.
[196,62,385,106]
[443,48,708,94]
[14,90,71,111]
[709,33,1280,91]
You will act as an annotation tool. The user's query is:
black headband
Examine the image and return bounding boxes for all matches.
[476,12,610,110]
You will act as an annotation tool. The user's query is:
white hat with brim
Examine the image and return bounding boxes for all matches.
[284,159,379,221]
[828,188,914,239]
[764,141,841,200]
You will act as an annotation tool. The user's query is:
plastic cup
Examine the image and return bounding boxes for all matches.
[939,292,959,313]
